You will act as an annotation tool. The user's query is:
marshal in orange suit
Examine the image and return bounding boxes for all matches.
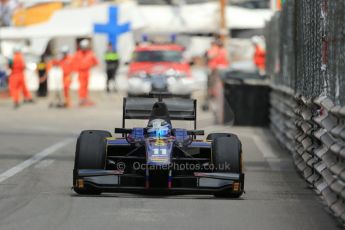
[73,39,98,106]
[9,47,33,109]
[252,36,266,76]
[253,45,266,75]
[59,46,74,107]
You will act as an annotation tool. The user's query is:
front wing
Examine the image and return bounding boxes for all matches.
[74,169,244,195]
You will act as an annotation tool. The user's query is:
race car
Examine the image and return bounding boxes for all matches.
[127,43,194,97]
[73,97,244,197]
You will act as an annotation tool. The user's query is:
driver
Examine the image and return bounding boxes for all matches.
[147,119,171,139]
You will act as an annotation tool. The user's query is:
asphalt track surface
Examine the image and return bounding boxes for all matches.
[0,92,342,230]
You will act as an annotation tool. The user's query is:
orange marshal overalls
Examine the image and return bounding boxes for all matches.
[254,45,266,71]
[207,46,230,97]
[73,50,98,101]
[9,52,32,104]
[60,55,73,106]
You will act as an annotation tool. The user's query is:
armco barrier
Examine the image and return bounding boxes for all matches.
[271,88,345,223]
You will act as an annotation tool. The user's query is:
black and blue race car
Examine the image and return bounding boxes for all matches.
[73,97,244,198]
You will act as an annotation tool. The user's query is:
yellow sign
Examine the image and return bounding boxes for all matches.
[13,3,62,26]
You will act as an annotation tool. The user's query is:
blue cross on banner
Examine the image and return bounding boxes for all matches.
[94,6,131,50]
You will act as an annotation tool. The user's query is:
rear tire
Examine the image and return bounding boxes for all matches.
[211,136,243,198]
[73,130,111,195]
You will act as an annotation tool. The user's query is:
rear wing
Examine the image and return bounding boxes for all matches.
[122,97,197,129]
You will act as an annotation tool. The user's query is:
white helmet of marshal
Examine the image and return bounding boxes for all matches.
[79,39,90,50]
[61,46,70,54]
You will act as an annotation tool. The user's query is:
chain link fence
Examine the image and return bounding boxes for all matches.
[266,0,345,105]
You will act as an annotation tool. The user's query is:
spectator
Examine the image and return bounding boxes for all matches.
[0,55,8,90]
[0,0,19,26]
[0,0,11,26]
[0,68,7,89]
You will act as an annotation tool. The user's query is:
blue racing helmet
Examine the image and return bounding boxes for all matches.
[147,119,171,138]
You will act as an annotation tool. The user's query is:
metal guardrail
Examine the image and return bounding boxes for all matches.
[271,88,345,223]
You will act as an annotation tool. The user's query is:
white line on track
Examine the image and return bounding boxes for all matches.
[34,159,55,169]
[250,134,277,159]
[0,138,74,184]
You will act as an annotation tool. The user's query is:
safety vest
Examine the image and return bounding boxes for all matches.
[37,62,46,71]
[104,52,119,61]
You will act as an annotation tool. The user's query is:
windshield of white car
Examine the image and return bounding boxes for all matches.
[134,51,183,63]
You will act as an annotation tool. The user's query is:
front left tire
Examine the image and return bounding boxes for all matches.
[211,135,244,198]
[73,130,111,195]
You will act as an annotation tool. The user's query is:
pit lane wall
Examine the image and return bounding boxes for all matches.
[267,0,345,224]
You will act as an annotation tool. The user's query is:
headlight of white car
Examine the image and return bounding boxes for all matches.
[130,71,148,79]
[166,70,187,81]
[167,72,194,94]
[128,72,151,94]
